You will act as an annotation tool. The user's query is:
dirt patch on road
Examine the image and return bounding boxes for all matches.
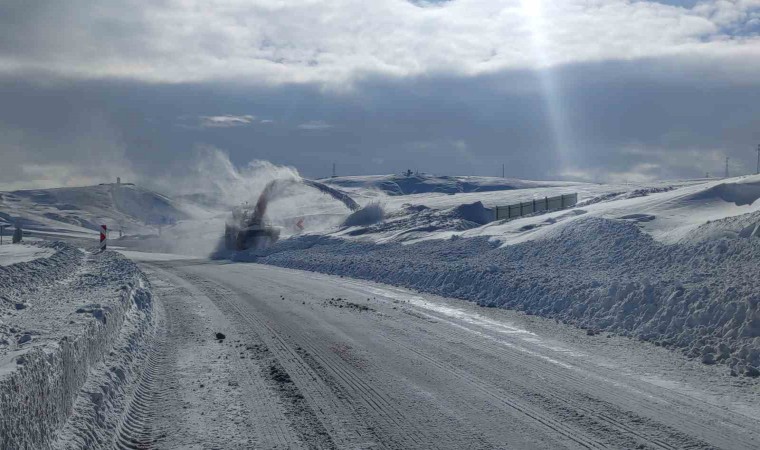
[322,297,375,312]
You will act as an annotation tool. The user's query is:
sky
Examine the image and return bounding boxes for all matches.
[0,0,759,191]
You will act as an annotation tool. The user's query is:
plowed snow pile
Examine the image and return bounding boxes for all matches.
[0,243,155,448]
[252,176,760,376]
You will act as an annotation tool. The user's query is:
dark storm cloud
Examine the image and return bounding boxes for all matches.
[1,53,758,190]
[0,75,137,189]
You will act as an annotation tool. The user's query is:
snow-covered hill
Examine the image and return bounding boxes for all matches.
[0,183,193,240]
[322,173,582,196]
[313,177,705,245]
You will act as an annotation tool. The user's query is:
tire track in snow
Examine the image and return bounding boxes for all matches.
[341,278,756,448]
[139,260,760,449]
[370,294,714,449]
[179,272,381,449]
[112,296,170,449]
[141,263,308,449]
[213,274,497,449]
[352,283,725,449]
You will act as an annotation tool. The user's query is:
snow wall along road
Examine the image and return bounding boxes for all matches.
[0,244,155,448]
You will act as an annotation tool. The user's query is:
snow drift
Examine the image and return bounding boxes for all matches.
[343,203,385,227]
[687,178,760,206]
[338,201,493,243]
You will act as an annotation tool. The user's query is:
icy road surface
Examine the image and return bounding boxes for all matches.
[135,257,760,449]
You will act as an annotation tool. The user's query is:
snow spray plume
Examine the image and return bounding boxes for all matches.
[147,147,366,256]
[157,147,301,209]
[138,148,301,256]
[252,178,360,226]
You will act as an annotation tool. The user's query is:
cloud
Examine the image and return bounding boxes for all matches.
[297,120,333,130]
[0,51,758,189]
[558,145,732,183]
[0,78,140,191]
[0,122,136,191]
[403,139,473,160]
[559,166,662,184]
[0,1,758,86]
[198,114,256,128]
[152,146,300,206]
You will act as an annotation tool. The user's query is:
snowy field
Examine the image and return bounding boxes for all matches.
[0,243,54,266]
[2,173,760,447]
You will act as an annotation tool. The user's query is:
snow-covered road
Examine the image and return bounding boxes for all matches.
[131,257,760,449]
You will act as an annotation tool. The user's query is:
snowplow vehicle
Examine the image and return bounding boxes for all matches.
[224,205,281,250]
[224,177,360,251]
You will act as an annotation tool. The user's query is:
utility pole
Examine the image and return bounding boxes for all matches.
[756,144,760,175]
[725,157,730,178]
[502,164,505,178]
[332,163,336,178]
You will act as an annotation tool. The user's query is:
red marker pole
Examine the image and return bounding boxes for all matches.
[100,225,107,251]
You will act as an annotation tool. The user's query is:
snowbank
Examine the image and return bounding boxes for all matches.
[253,215,760,376]
[0,244,154,448]
[0,241,83,300]
[453,201,494,225]
[336,201,494,244]
[342,203,385,227]
[687,178,760,206]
